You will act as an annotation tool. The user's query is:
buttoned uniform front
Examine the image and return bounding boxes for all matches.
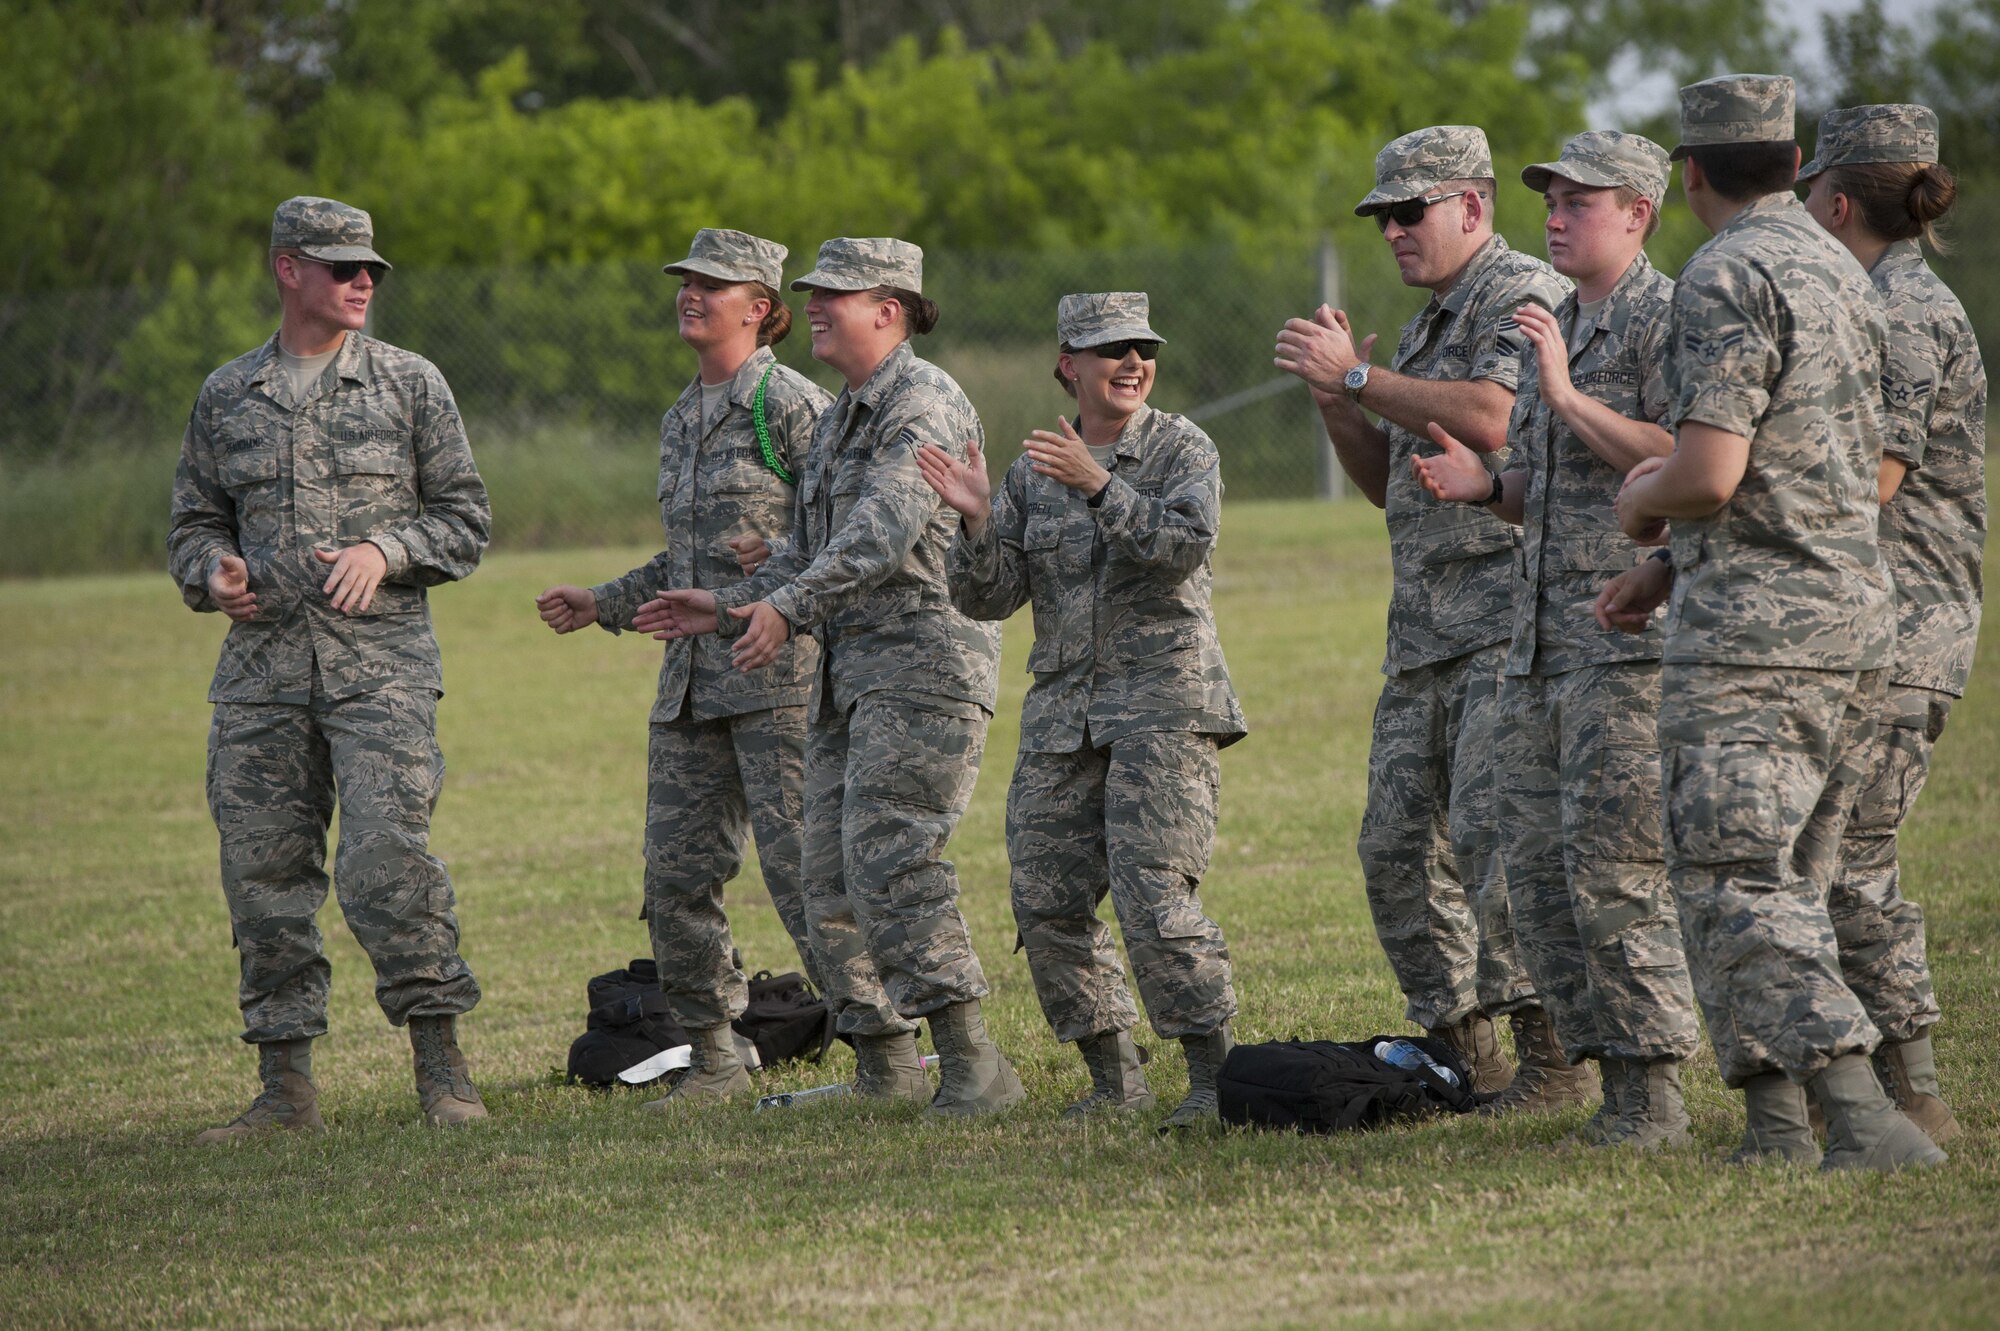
[586,345,832,1028]
[1830,238,1987,1043]
[1492,252,1702,1067]
[717,340,1003,1036]
[1656,192,1897,1086]
[950,403,1245,1042]
[1360,234,1569,1030]
[168,330,490,1042]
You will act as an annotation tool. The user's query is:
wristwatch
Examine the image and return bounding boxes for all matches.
[1342,363,1371,402]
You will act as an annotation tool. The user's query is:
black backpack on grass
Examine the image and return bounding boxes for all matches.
[565,959,837,1089]
[566,959,691,1089]
[1217,1035,1479,1134]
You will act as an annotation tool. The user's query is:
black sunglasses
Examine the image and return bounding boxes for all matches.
[1090,339,1159,361]
[297,255,385,285]
[1373,190,1471,232]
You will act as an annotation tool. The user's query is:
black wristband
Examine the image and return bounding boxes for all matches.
[1086,476,1112,509]
[1648,547,1673,566]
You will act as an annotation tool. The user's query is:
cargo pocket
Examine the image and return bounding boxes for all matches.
[1578,707,1664,861]
[1664,742,1781,867]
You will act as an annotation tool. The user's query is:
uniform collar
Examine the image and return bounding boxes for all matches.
[1435,234,1511,318]
[851,340,914,410]
[1562,249,1657,348]
[245,330,371,397]
[726,344,778,409]
[1871,237,1925,275]
[1110,404,1155,462]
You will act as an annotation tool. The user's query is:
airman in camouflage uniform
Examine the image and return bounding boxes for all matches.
[1800,104,1986,1147]
[1280,126,1567,1092]
[1613,76,1943,1170]
[670,239,1022,1116]
[539,230,833,1104]
[1477,134,1700,1137]
[169,197,491,1139]
[937,293,1245,1127]
[1417,134,1698,1128]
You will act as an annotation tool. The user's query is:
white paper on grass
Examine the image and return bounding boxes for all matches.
[617,1044,692,1084]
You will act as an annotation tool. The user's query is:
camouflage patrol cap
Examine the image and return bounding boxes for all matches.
[1799,104,1940,181]
[1354,126,1494,215]
[790,237,923,293]
[269,196,392,269]
[1057,292,1165,349]
[1521,131,1671,205]
[1670,74,1795,160]
[663,228,788,288]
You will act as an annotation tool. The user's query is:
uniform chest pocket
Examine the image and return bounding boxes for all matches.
[333,436,417,541]
[218,444,282,545]
[706,460,779,496]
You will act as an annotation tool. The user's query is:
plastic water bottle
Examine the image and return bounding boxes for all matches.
[1374,1039,1460,1087]
[754,1082,853,1111]
[754,1054,943,1111]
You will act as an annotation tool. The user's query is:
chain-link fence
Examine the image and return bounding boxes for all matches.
[6,209,1997,578]
[0,236,1426,575]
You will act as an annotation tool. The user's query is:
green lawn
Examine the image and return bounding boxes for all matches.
[3,499,1996,1329]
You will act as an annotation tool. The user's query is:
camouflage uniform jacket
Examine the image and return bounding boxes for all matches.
[717,341,1001,718]
[1871,240,1987,696]
[590,346,830,722]
[1505,252,1675,678]
[1381,235,1571,676]
[1662,194,1894,670]
[167,331,490,703]
[947,404,1247,754]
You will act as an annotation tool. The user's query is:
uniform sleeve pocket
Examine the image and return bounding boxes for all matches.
[1664,742,1780,866]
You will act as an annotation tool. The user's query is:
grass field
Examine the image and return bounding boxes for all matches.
[3,499,1997,1330]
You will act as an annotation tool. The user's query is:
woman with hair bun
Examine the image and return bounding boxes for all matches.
[535,229,831,1106]
[1801,105,1985,1147]
[645,238,1026,1118]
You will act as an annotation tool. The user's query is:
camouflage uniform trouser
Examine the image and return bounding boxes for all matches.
[206,684,479,1044]
[1829,682,1950,1044]
[1495,663,1699,1064]
[1659,663,1886,1086]
[1358,642,1536,1028]
[643,705,816,1031]
[803,691,993,1037]
[1008,730,1237,1044]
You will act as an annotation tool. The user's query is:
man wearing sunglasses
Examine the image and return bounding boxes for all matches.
[169,196,493,1140]
[1275,126,1571,1101]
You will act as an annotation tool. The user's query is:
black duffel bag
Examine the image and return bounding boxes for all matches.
[565,960,838,1089]
[567,959,693,1089]
[1218,1035,1478,1133]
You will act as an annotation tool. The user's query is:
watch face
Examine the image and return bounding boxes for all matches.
[1344,366,1368,389]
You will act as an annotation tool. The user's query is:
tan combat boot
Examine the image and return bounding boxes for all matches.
[1725,1071,1818,1166]
[1160,1026,1233,1132]
[925,1000,1025,1118]
[194,1039,323,1144]
[1062,1030,1155,1119]
[1427,1012,1513,1096]
[1601,1058,1692,1151]
[1873,1034,1961,1146]
[851,1030,930,1102]
[409,1015,489,1126]
[1813,1054,1947,1172]
[1477,1007,1596,1115]
[643,1022,751,1109]
[1564,1056,1627,1146]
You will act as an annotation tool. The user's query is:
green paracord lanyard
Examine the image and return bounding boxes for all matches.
[751,365,795,485]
